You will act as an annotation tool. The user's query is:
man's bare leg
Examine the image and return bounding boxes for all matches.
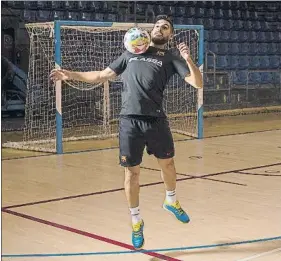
[157,157,190,223]
[124,165,145,249]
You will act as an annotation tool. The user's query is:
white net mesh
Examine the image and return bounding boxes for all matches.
[3,22,200,153]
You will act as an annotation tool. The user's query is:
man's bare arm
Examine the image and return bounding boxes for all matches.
[184,58,203,89]
[177,43,203,89]
[49,67,117,84]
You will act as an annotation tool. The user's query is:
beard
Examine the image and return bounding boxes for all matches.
[151,35,169,45]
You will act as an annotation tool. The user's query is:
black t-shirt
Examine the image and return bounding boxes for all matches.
[109,46,190,118]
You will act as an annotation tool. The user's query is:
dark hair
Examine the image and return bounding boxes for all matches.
[154,15,174,32]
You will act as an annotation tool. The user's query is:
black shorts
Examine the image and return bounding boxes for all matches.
[119,116,175,167]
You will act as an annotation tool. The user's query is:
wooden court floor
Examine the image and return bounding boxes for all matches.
[2,130,281,260]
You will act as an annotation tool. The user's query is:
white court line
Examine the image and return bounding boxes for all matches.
[236,248,281,261]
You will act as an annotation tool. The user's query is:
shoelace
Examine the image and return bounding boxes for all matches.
[173,201,184,215]
[133,223,143,238]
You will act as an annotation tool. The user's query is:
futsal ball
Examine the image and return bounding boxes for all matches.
[124,27,151,54]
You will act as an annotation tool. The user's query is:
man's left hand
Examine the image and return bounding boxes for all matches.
[177,43,191,61]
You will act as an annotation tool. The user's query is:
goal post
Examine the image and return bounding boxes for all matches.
[3,21,204,154]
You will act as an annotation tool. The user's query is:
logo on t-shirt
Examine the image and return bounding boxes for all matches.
[156,51,165,56]
[128,56,163,67]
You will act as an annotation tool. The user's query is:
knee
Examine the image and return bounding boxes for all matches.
[160,158,175,170]
[124,167,140,185]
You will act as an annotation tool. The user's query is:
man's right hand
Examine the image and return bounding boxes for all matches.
[49,69,71,82]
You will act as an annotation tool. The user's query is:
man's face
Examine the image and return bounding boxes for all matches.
[151,19,173,45]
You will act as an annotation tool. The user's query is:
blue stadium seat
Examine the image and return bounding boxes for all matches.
[209,30,220,42]
[238,31,248,42]
[203,18,214,30]
[105,13,117,22]
[238,56,250,69]
[245,9,259,21]
[207,55,215,69]
[22,10,37,22]
[218,43,229,55]
[248,43,259,55]
[88,2,102,11]
[220,31,230,42]
[240,2,249,10]
[249,56,260,69]
[204,1,216,9]
[195,8,205,17]
[77,1,89,10]
[204,30,210,41]
[243,21,252,31]
[24,1,37,9]
[232,10,242,20]
[229,43,240,55]
[37,10,51,22]
[277,43,281,54]
[268,43,278,55]
[229,2,241,10]
[223,10,233,20]
[65,1,78,10]
[93,13,104,21]
[240,43,249,55]
[233,70,248,85]
[53,11,65,20]
[175,6,186,16]
[259,56,270,69]
[209,42,218,53]
[241,10,250,20]
[253,21,262,31]
[52,1,65,10]
[273,32,281,43]
[216,55,228,70]
[183,18,194,25]
[273,72,281,85]
[195,18,204,26]
[104,2,117,13]
[214,9,224,19]
[204,41,209,52]
[260,21,270,31]
[206,8,215,18]
[256,32,266,42]
[65,11,80,20]
[213,19,224,30]
[81,12,92,21]
[269,56,280,69]
[214,1,224,9]
[135,3,146,15]
[248,72,261,85]
[221,1,231,9]
[264,12,276,22]
[248,31,257,42]
[260,72,274,84]
[37,1,52,9]
[174,17,184,25]
[230,31,239,42]
[224,19,234,30]
[227,56,239,70]
[165,6,175,16]
[258,43,268,55]
[233,20,244,30]
[186,7,195,17]
[264,32,274,42]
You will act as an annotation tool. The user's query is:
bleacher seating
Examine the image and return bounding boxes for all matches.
[3,0,280,89]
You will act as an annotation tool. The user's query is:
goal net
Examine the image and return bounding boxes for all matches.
[3,21,203,153]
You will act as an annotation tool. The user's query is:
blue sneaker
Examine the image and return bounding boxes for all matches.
[163,200,190,223]
[132,220,144,249]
